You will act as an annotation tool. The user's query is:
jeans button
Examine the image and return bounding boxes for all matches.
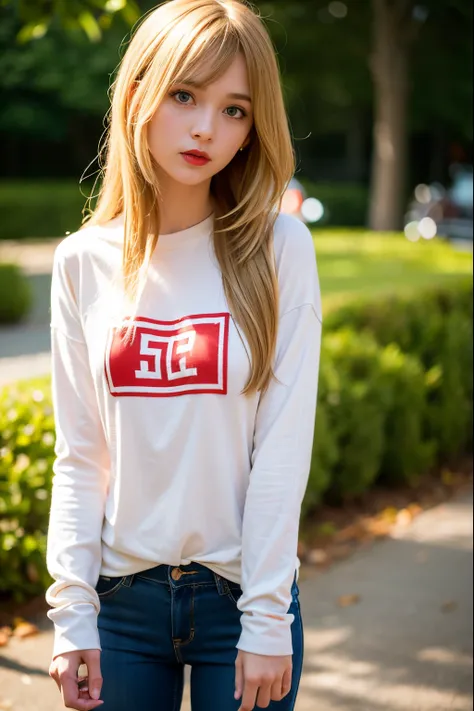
[171,568,183,581]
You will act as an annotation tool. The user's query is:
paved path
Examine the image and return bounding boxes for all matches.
[1,488,472,711]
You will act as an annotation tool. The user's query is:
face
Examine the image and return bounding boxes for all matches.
[147,52,253,188]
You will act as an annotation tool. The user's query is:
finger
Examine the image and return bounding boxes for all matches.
[235,657,244,701]
[240,679,259,711]
[256,681,272,709]
[84,653,103,701]
[281,666,293,698]
[61,675,103,710]
[270,678,284,702]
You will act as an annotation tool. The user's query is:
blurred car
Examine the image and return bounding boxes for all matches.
[404,167,473,244]
[281,177,325,225]
[439,168,473,242]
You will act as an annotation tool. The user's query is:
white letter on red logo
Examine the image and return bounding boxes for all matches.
[167,331,198,380]
[135,333,167,380]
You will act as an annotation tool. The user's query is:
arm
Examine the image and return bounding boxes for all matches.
[46,245,110,659]
[236,301,322,657]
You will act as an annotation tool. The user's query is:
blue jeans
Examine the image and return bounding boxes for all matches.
[96,561,304,710]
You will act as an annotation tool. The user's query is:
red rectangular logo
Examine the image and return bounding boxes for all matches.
[105,314,229,397]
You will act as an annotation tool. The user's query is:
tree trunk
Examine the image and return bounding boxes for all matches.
[369,0,411,231]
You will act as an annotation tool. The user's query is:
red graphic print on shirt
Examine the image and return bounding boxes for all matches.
[105,313,229,397]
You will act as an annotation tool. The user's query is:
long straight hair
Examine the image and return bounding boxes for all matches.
[85,0,295,395]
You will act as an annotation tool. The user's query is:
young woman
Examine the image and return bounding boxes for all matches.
[46,1,322,710]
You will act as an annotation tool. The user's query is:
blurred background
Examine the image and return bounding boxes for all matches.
[0,2,473,711]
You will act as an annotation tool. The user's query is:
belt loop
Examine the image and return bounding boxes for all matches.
[123,574,135,588]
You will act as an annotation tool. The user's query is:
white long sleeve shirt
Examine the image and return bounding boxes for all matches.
[45,211,322,660]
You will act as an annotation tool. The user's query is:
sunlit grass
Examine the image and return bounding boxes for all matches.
[312,228,473,312]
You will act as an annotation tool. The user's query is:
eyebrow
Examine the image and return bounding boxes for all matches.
[227,92,252,103]
[178,80,252,104]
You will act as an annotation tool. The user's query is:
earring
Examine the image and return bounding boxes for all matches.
[240,146,245,152]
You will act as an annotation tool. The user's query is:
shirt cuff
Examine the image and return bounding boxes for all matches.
[236,611,295,656]
[47,603,101,659]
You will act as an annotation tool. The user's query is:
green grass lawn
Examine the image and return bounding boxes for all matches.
[313,228,473,312]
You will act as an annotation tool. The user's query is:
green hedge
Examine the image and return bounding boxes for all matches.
[0,380,55,600]
[0,263,32,323]
[1,280,472,599]
[0,181,93,240]
[299,179,369,227]
[0,179,369,239]
[324,280,474,462]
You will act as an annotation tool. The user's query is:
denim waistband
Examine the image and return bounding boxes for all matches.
[132,561,298,593]
[133,561,232,593]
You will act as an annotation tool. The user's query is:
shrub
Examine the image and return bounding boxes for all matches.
[318,329,390,500]
[0,263,32,324]
[0,181,92,240]
[324,279,474,462]
[0,378,55,601]
[377,345,434,486]
[302,387,337,517]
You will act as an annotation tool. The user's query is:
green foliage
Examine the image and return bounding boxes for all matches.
[378,344,434,486]
[301,180,369,227]
[0,263,32,323]
[3,0,140,43]
[0,379,55,601]
[324,279,474,463]
[0,181,91,239]
[319,330,389,500]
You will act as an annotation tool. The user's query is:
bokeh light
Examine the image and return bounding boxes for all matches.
[328,2,348,19]
[419,217,438,239]
[414,184,432,204]
[301,198,325,223]
[405,221,421,242]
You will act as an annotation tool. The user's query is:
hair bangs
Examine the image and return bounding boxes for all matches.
[172,20,242,89]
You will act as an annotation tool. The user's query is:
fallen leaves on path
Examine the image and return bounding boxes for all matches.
[0,626,13,647]
[441,600,459,613]
[337,594,361,608]
[0,618,40,648]
[299,465,472,573]
[12,617,40,639]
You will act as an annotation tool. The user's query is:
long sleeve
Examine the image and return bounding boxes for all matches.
[46,244,110,659]
[236,299,322,657]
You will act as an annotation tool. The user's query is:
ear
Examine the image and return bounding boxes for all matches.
[241,125,256,150]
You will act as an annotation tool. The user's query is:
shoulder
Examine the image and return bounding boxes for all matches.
[272,213,321,318]
[272,212,316,266]
[53,215,123,278]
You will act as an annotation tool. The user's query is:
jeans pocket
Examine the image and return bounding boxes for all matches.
[225,582,243,605]
[95,575,126,599]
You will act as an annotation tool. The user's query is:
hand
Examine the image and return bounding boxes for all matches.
[49,649,104,710]
[234,649,293,710]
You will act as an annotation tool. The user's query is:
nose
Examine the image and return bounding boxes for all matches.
[191,109,214,142]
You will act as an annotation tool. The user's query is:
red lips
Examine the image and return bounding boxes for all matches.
[182,150,211,160]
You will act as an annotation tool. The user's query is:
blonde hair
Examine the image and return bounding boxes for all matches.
[85,0,295,394]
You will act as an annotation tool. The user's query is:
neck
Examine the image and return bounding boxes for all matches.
[155,171,214,235]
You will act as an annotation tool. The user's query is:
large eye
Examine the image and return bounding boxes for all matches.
[225,106,246,119]
[172,91,193,104]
